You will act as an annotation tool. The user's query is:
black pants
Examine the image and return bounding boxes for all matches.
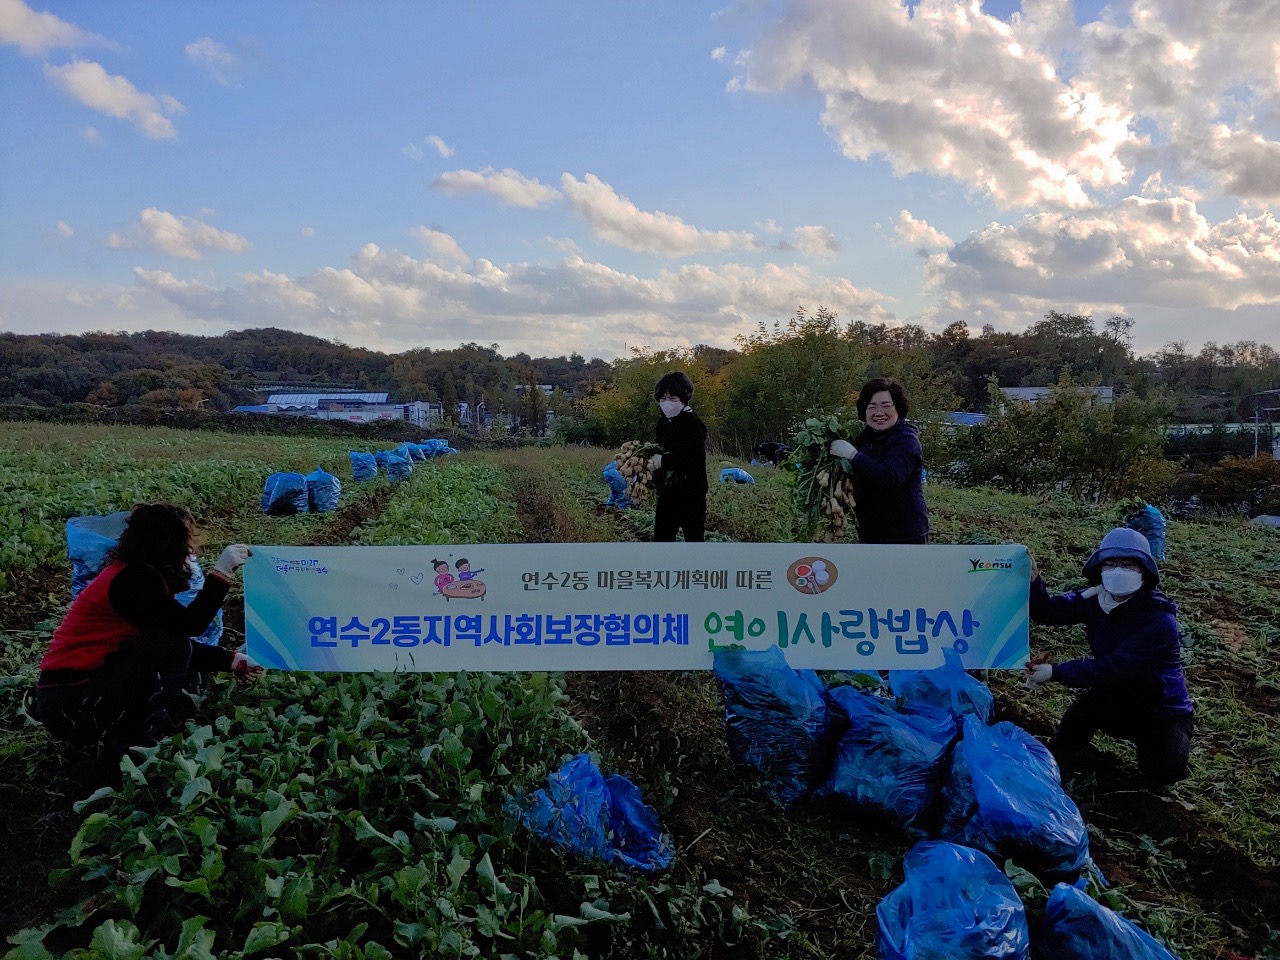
[36,638,221,763]
[653,491,706,542]
[1053,684,1193,785]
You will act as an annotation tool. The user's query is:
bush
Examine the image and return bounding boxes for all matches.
[1171,456,1280,516]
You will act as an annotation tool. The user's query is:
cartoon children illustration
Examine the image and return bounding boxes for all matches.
[432,559,454,594]
[455,558,485,582]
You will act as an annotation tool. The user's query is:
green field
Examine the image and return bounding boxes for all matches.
[1,422,1277,959]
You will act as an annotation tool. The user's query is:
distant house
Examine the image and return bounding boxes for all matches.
[999,386,1113,407]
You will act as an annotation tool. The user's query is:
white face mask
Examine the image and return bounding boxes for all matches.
[1101,567,1144,597]
[659,399,684,418]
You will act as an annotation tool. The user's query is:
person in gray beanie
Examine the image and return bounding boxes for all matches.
[1024,527,1193,785]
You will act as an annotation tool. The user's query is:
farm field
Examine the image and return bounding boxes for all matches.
[1,422,1277,959]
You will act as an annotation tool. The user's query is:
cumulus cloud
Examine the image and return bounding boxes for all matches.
[44,59,184,138]
[107,232,133,249]
[185,37,238,86]
[55,220,73,237]
[134,208,250,259]
[413,227,469,265]
[711,46,726,61]
[892,211,953,254]
[0,0,110,54]
[791,225,839,258]
[560,173,759,256]
[426,135,453,158]
[432,167,561,208]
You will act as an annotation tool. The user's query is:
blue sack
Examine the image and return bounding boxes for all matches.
[514,753,674,871]
[1126,503,1167,561]
[889,648,995,729]
[940,717,1091,884]
[384,452,413,482]
[712,647,839,808]
[305,467,342,513]
[817,688,956,836]
[405,444,428,462]
[603,461,632,509]
[66,513,221,646]
[418,438,450,457]
[719,467,755,484]
[261,472,309,515]
[877,841,1029,960]
[1034,884,1182,960]
[349,451,378,481]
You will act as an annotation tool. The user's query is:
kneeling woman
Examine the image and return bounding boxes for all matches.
[36,503,261,768]
[1025,528,1193,785]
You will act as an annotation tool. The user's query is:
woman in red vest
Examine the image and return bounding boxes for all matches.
[36,504,261,772]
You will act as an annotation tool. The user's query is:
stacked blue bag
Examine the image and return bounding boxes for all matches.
[889,648,995,731]
[65,513,222,646]
[384,452,413,482]
[1034,884,1182,959]
[261,472,309,515]
[512,753,674,871]
[719,467,755,484]
[877,841,1030,960]
[817,689,956,836]
[603,460,632,509]
[304,467,342,513]
[712,647,840,807]
[349,451,378,481]
[940,716,1092,884]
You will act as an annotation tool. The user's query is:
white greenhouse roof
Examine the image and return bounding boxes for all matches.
[267,393,389,406]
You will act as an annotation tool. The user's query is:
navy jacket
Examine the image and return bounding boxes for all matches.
[1029,578,1193,718]
[850,419,929,543]
[655,408,709,497]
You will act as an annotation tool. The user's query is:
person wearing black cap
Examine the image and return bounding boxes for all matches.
[1024,527,1193,785]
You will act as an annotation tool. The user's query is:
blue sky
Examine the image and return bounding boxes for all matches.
[2,0,1278,359]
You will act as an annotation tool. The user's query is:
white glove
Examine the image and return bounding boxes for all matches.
[649,454,662,470]
[829,439,855,459]
[231,652,264,683]
[213,544,253,579]
[1023,662,1053,690]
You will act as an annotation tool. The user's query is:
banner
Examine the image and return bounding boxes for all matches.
[245,543,1029,673]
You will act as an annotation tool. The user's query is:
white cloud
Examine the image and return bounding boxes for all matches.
[432,166,561,208]
[892,210,953,254]
[401,143,424,161]
[80,125,100,143]
[711,46,727,61]
[754,218,782,234]
[185,37,238,86]
[791,225,839,258]
[135,208,250,259]
[0,0,109,54]
[107,232,132,249]
[300,226,316,238]
[560,172,759,256]
[426,134,453,158]
[44,59,184,138]
[413,227,469,265]
[55,220,73,237]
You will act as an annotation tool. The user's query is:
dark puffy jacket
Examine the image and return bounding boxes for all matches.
[850,419,929,543]
[1029,579,1193,718]
[655,408,709,495]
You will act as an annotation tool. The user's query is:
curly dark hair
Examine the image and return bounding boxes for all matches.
[653,371,694,404]
[856,377,909,421]
[107,503,197,592]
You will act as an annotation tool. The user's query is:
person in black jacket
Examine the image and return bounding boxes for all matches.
[828,377,929,544]
[649,371,709,542]
[753,441,792,466]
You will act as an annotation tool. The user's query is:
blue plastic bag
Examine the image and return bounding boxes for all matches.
[418,438,451,457]
[877,841,1030,960]
[66,513,221,646]
[1034,884,1181,959]
[817,688,956,836]
[349,451,378,481]
[384,452,413,482]
[405,444,428,462]
[889,648,995,729]
[940,717,1091,884]
[513,753,674,871]
[261,472,309,515]
[1126,503,1167,562]
[719,467,755,484]
[304,467,342,513]
[712,646,840,807]
[603,461,632,509]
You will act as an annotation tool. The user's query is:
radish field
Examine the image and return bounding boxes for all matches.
[0,421,1277,959]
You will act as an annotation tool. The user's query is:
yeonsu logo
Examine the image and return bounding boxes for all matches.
[969,558,1014,572]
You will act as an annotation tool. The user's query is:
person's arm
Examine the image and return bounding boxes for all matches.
[1052,612,1180,688]
[1028,576,1090,626]
[847,432,921,491]
[108,563,231,639]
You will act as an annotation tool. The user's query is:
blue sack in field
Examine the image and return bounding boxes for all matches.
[178,558,224,646]
[603,461,632,508]
[1034,884,1182,960]
[719,467,755,484]
[940,716,1091,884]
[418,438,450,457]
[712,646,839,808]
[305,467,342,513]
[349,451,378,481]
[877,841,1029,960]
[384,452,413,482]
[514,753,673,871]
[1126,503,1167,561]
[261,472,309,515]
[890,648,995,729]
[817,688,956,836]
